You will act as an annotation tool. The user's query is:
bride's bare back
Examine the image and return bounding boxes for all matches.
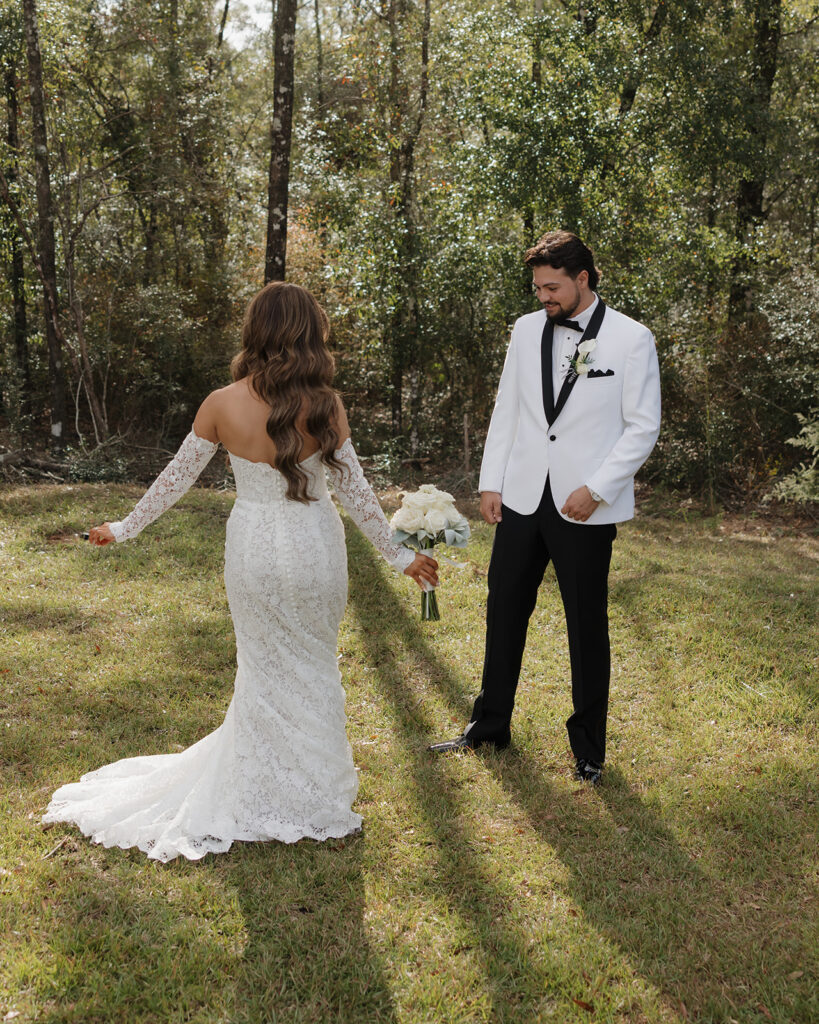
[192,378,351,466]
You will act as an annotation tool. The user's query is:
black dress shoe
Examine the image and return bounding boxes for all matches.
[574,757,603,785]
[428,732,510,753]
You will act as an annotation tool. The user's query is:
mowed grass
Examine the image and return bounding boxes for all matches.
[0,480,817,1024]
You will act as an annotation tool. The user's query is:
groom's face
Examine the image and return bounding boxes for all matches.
[532,265,585,322]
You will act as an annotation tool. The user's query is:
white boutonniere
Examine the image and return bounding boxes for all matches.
[566,338,597,378]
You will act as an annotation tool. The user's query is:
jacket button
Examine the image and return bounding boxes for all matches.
[549,434,556,441]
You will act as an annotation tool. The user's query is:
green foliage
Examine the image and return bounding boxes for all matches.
[1,0,817,504]
[772,410,819,502]
[63,441,130,482]
[0,0,238,442]
[289,0,818,499]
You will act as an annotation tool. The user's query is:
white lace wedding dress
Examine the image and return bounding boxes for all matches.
[43,431,413,862]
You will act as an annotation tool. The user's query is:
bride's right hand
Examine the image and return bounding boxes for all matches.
[404,553,439,590]
[88,523,115,546]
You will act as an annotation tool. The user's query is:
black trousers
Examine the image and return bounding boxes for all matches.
[465,479,616,763]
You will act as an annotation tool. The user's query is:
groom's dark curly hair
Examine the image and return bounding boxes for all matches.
[524,230,600,291]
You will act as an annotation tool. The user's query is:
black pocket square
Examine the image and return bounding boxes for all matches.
[587,368,615,378]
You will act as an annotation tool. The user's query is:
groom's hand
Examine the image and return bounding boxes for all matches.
[561,486,600,522]
[480,492,503,525]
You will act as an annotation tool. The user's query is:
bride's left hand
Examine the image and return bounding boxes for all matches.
[404,553,439,589]
[88,523,115,546]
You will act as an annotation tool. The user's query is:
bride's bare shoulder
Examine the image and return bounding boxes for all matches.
[333,393,351,444]
[213,378,257,399]
[192,382,248,443]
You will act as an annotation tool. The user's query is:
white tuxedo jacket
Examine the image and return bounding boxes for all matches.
[478,303,661,524]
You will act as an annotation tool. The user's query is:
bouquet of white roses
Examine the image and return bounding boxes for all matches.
[390,484,470,621]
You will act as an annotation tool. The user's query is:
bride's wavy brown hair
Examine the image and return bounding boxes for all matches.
[231,281,344,503]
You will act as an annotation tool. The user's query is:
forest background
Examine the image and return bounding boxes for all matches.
[1,0,817,508]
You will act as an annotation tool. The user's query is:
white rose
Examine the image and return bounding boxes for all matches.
[394,486,466,537]
[424,508,450,533]
[576,361,591,375]
[422,497,448,515]
[400,490,428,511]
[577,338,597,357]
[418,484,454,504]
[391,506,427,533]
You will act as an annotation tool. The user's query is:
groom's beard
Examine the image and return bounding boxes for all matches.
[544,285,582,323]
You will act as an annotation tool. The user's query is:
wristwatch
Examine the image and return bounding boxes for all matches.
[588,487,602,503]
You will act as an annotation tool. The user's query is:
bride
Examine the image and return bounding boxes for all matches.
[43,281,438,862]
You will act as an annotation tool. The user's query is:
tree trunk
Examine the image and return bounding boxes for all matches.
[408,363,420,456]
[599,2,668,183]
[209,0,231,77]
[390,343,403,436]
[265,0,297,283]
[384,0,430,439]
[58,142,109,441]
[314,0,324,113]
[0,161,96,441]
[728,0,781,321]
[617,2,667,117]
[523,0,543,292]
[22,0,67,445]
[217,0,230,49]
[142,201,158,286]
[386,0,405,434]
[4,61,31,425]
[531,0,543,87]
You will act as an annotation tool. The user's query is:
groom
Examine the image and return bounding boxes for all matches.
[430,231,661,783]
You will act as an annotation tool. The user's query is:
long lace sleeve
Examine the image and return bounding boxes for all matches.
[328,439,415,572]
[109,430,219,542]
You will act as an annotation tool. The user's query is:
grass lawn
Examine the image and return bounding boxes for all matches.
[0,481,817,1023]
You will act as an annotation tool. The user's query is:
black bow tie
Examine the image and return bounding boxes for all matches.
[555,318,583,332]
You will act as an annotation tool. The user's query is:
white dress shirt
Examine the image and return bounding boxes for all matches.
[551,295,599,400]
[551,296,604,501]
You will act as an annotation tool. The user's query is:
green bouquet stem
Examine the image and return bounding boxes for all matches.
[419,537,440,621]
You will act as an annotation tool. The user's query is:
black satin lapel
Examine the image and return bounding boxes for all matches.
[550,299,608,425]
[540,316,555,423]
[551,373,574,426]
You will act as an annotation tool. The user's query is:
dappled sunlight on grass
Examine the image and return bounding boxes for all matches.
[344,516,817,1023]
[1,483,816,1023]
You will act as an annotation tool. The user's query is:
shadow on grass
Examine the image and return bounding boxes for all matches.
[3,596,237,781]
[0,600,92,633]
[348,530,816,1024]
[27,616,395,1022]
[28,832,396,1024]
[219,837,398,1024]
[16,504,815,1023]
[12,515,397,1022]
